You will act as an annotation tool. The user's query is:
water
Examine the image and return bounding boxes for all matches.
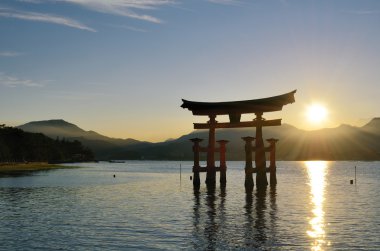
[0,161,379,250]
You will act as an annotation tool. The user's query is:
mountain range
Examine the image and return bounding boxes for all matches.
[18,118,380,161]
[0,124,93,163]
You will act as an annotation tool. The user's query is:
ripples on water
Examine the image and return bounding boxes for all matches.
[0,161,379,250]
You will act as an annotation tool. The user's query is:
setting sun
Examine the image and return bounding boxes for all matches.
[307,104,328,124]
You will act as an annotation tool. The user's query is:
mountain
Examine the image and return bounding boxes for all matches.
[0,125,94,163]
[107,119,380,161]
[361,117,380,134]
[17,118,380,161]
[19,119,133,143]
[18,119,146,159]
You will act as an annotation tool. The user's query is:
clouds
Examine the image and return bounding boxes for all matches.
[61,0,176,24]
[341,10,380,15]
[207,0,242,5]
[0,73,44,88]
[0,0,176,32]
[0,7,96,32]
[0,51,23,57]
[108,24,148,33]
[0,0,245,32]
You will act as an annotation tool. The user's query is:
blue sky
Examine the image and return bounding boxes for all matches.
[1,0,379,141]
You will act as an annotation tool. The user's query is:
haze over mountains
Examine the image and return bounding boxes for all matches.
[0,123,94,163]
[18,120,143,159]
[18,118,380,161]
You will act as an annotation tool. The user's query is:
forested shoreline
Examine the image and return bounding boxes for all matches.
[0,125,94,163]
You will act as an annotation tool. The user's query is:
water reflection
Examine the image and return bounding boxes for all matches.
[192,186,277,250]
[244,188,267,248]
[305,161,328,251]
[192,187,223,250]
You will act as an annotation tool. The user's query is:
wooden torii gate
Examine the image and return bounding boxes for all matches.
[181,90,296,190]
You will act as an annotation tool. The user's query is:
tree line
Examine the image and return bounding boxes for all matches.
[0,125,94,163]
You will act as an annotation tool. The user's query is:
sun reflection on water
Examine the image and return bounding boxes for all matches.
[305,161,328,251]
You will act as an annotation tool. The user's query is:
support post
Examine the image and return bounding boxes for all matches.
[242,136,255,191]
[217,140,228,187]
[266,138,279,186]
[190,138,203,189]
[255,112,268,189]
[206,115,217,187]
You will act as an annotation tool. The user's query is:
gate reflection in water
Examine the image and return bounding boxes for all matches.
[191,186,278,250]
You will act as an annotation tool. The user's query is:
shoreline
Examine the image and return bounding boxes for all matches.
[0,162,77,174]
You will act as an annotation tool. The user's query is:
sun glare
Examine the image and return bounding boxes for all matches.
[307,104,328,124]
[305,161,328,250]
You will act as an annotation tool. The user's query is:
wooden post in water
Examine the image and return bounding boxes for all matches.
[190,138,203,189]
[255,113,268,189]
[242,136,255,191]
[266,138,279,186]
[206,115,217,187]
[217,140,229,187]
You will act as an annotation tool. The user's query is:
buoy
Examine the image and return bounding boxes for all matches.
[350,180,353,184]
[113,174,116,178]
[190,176,192,180]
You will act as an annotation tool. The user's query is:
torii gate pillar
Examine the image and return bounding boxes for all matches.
[242,136,255,191]
[217,140,228,186]
[267,138,279,186]
[254,112,268,189]
[205,115,217,187]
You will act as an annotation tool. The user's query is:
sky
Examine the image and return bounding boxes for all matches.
[0,0,379,142]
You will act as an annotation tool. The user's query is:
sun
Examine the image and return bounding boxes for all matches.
[306,104,328,123]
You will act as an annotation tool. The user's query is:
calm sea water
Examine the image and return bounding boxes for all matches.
[0,161,379,250]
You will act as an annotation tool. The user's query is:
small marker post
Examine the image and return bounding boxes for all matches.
[355,165,357,184]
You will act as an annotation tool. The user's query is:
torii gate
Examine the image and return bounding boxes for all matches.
[181,90,296,190]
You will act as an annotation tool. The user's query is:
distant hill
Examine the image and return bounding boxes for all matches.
[361,117,380,134]
[18,118,380,161]
[0,125,94,163]
[110,118,380,161]
[18,119,146,159]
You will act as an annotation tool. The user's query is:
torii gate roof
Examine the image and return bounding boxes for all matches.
[181,90,296,116]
